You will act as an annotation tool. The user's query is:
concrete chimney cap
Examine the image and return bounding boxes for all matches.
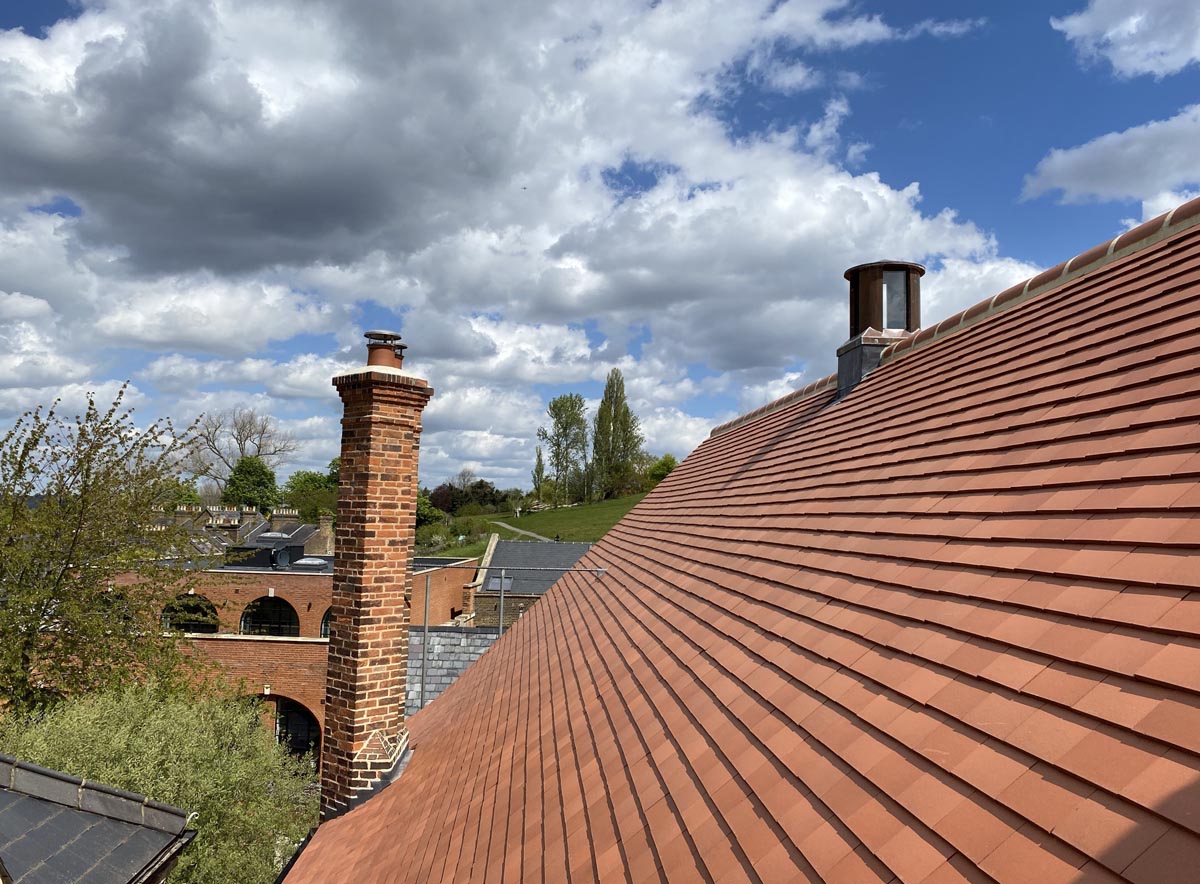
[844,260,926,280]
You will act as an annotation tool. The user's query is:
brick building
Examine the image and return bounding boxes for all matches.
[171,554,478,758]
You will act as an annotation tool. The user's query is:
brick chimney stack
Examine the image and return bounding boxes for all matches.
[321,331,432,820]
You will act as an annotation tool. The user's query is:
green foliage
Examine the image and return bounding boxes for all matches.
[162,476,203,509]
[0,388,200,709]
[281,468,337,522]
[647,453,678,487]
[0,682,317,884]
[536,393,588,506]
[427,473,509,516]
[416,493,442,528]
[531,447,546,505]
[416,515,488,553]
[221,456,278,514]
[592,368,645,500]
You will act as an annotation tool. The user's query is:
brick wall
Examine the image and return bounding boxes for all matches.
[186,563,471,636]
[323,357,432,819]
[186,626,496,759]
[188,635,328,731]
[194,571,332,636]
[472,592,540,630]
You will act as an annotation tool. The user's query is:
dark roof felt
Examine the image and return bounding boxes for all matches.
[480,540,593,596]
[0,756,192,884]
[285,196,1200,883]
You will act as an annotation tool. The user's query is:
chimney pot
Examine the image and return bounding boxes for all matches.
[363,330,407,368]
[844,260,925,338]
[838,260,924,399]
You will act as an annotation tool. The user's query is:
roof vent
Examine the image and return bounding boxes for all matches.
[364,330,407,369]
[837,260,924,399]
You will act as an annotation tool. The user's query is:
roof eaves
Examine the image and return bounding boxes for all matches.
[882,194,1200,364]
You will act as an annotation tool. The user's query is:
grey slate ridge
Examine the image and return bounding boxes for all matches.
[406,626,499,715]
[0,755,194,884]
[479,540,592,596]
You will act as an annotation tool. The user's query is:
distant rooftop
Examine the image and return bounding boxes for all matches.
[0,755,193,884]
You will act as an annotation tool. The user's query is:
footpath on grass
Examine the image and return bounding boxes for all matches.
[488,521,552,542]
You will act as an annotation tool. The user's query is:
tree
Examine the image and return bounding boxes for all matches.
[282,467,337,522]
[647,453,678,487]
[0,388,200,709]
[162,476,203,509]
[221,456,278,514]
[186,408,296,493]
[416,493,443,528]
[592,368,645,500]
[0,682,317,884]
[531,446,546,505]
[537,393,588,506]
[428,482,458,514]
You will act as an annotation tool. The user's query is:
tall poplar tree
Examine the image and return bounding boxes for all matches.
[536,394,588,506]
[592,368,645,499]
[531,446,546,505]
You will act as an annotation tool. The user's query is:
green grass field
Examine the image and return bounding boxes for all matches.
[497,493,646,542]
[436,493,646,558]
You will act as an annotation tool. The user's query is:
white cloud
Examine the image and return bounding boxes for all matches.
[1052,0,1200,78]
[0,0,1010,486]
[640,407,718,460]
[1023,104,1200,206]
[921,257,1042,321]
[1132,189,1200,223]
[0,291,53,321]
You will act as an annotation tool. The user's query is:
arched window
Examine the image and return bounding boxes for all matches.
[161,594,219,634]
[274,697,320,757]
[320,607,331,638]
[240,597,300,637]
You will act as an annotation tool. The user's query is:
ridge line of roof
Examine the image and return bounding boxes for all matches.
[709,194,1200,442]
[709,372,837,438]
[0,753,190,834]
[881,195,1200,363]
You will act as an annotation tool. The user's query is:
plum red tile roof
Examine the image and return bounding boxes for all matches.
[284,196,1200,883]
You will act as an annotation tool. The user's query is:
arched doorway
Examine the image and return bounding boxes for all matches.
[273,697,320,757]
[240,596,300,637]
[161,593,219,634]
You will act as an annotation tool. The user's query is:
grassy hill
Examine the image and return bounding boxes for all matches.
[437,494,646,559]
[496,494,646,542]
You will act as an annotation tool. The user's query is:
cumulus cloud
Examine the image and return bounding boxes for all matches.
[0,0,1010,483]
[1023,104,1200,209]
[1052,0,1200,78]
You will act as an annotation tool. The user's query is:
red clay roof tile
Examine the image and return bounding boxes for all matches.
[284,201,1200,882]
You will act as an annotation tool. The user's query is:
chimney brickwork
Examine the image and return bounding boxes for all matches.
[321,334,432,820]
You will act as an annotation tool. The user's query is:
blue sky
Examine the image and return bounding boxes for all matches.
[1,0,1199,489]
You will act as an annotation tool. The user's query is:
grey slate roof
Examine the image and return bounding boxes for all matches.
[0,756,193,884]
[406,625,499,715]
[478,540,592,596]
